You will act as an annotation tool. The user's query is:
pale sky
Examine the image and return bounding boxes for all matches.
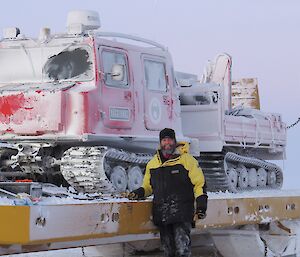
[0,0,299,188]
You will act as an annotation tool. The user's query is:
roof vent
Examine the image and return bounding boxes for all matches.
[39,27,51,41]
[3,27,20,39]
[67,10,101,34]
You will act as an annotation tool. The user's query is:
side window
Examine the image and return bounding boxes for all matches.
[144,59,167,92]
[102,51,128,88]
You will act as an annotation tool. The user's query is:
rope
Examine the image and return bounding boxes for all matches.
[287,117,300,129]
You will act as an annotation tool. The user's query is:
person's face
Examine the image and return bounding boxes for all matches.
[160,137,176,153]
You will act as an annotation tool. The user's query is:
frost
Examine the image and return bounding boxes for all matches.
[208,189,300,200]
[245,214,257,221]
[174,224,191,256]
[1,187,300,206]
[39,196,93,205]
[261,216,273,223]
[0,44,93,84]
[0,197,14,205]
[0,192,152,206]
[144,59,167,92]
[244,214,273,224]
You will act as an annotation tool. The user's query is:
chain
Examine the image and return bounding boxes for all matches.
[81,247,86,256]
[287,117,300,129]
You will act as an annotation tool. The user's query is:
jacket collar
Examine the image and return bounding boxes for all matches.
[156,141,189,165]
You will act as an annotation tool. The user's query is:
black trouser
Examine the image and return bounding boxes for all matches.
[159,222,192,257]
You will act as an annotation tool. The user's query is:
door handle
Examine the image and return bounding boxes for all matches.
[100,111,106,119]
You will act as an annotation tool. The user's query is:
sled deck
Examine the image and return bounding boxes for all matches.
[0,190,300,255]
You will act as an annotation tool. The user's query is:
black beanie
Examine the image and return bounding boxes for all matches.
[159,128,176,142]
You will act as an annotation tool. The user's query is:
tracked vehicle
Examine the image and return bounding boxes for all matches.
[0,11,286,193]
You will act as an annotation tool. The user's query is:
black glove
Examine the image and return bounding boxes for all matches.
[127,187,145,200]
[196,194,208,219]
[196,209,207,219]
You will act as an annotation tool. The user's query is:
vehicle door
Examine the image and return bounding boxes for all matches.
[142,55,172,131]
[98,47,134,129]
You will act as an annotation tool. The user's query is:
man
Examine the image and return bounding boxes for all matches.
[128,128,207,257]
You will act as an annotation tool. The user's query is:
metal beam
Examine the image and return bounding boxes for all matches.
[0,193,299,253]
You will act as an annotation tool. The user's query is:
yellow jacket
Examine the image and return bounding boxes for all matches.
[142,142,206,199]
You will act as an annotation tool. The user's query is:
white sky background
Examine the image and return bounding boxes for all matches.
[0,0,299,188]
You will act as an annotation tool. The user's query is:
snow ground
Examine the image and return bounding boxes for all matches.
[3,244,218,257]
[1,234,218,256]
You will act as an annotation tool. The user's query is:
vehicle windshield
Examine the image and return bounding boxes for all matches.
[0,44,94,84]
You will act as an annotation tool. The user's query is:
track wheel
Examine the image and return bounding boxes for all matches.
[110,166,127,192]
[127,166,144,192]
[237,165,248,189]
[227,167,238,189]
[267,170,276,186]
[248,168,258,188]
[257,168,267,187]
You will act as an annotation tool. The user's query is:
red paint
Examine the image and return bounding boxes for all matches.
[0,94,26,117]
[124,91,132,101]
[82,92,89,133]
[91,38,100,84]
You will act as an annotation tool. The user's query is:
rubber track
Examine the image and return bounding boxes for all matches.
[61,146,151,193]
[198,152,283,193]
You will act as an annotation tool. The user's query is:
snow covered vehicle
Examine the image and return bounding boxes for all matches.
[0,10,286,193]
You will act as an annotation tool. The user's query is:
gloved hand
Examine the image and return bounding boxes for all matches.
[127,187,145,200]
[195,194,208,219]
[196,209,207,219]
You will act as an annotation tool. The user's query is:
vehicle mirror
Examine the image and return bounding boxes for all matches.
[110,64,124,81]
